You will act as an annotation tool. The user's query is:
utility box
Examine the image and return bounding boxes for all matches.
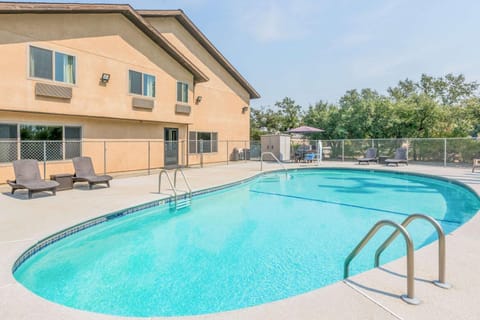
[261,134,291,162]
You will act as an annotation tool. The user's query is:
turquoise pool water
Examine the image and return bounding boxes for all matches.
[14,169,480,317]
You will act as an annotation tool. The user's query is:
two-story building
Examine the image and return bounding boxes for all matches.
[0,2,259,179]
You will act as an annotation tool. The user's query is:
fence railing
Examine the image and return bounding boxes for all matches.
[1,138,478,182]
[0,139,260,181]
[310,138,480,166]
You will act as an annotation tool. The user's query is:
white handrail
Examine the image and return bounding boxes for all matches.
[173,167,192,198]
[374,213,451,289]
[158,169,177,205]
[260,152,288,177]
[344,220,420,305]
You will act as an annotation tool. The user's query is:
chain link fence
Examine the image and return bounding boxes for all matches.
[314,138,480,166]
[1,138,479,182]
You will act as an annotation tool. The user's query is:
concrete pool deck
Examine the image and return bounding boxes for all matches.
[0,161,479,320]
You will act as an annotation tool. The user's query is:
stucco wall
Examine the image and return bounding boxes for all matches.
[0,110,189,181]
[0,12,254,179]
[145,17,251,142]
[0,13,194,124]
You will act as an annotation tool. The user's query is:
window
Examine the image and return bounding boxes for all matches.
[18,125,82,161]
[129,70,155,97]
[20,125,63,161]
[29,46,76,84]
[0,124,18,163]
[65,126,82,159]
[177,81,189,103]
[189,131,218,153]
[55,52,76,83]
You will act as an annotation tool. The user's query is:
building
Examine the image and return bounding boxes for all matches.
[0,2,259,180]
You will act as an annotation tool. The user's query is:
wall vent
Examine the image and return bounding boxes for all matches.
[132,97,154,109]
[175,104,191,115]
[35,83,72,99]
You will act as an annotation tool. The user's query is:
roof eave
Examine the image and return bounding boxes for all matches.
[138,10,260,99]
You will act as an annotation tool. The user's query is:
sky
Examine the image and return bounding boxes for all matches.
[13,0,480,109]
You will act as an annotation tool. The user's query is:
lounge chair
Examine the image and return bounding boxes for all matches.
[7,159,59,199]
[357,148,378,164]
[473,158,480,173]
[72,157,112,189]
[385,148,408,166]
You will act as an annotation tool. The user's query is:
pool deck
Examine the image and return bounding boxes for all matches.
[1,161,479,320]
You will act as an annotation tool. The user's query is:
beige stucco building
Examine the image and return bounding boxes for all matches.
[0,3,259,180]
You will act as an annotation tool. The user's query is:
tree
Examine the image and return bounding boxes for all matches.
[389,73,479,106]
[250,73,480,140]
[275,97,303,131]
[303,100,339,139]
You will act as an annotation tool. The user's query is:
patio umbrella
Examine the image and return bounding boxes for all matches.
[287,126,324,164]
[287,125,324,134]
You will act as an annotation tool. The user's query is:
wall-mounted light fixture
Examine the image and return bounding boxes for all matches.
[242,106,249,113]
[100,73,111,83]
[195,96,203,105]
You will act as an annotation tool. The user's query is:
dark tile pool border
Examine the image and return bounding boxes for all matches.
[11,172,264,273]
[12,167,479,274]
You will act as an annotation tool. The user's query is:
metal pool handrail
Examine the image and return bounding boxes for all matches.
[173,166,192,198]
[374,213,451,289]
[158,169,177,205]
[344,220,420,305]
[260,152,288,177]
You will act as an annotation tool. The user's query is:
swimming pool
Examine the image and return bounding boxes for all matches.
[13,169,480,317]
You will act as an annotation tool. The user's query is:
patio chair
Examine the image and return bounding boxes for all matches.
[304,153,315,163]
[7,159,59,199]
[473,159,480,173]
[357,148,378,165]
[72,157,112,189]
[385,148,408,166]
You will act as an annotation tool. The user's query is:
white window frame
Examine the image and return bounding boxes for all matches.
[189,131,218,154]
[28,45,76,85]
[177,81,189,103]
[128,70,156,98]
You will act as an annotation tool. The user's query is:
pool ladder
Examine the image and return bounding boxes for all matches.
[158,167,192,210]
[343,213,451,305]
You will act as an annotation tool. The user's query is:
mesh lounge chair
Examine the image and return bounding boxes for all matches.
[357,148,378,164]
[385,148,408,166]
[7,159,59,199]
[72,157,112,189]
[473,158,480,173]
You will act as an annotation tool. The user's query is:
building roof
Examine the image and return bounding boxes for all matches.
[0,2,211,82]
[138,10,261,99]
[0,2,260,99]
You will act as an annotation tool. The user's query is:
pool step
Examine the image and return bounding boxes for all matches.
[158,167,193,211]
[176,197,191,210]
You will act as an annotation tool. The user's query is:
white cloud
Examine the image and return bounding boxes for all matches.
[235,0,326,42]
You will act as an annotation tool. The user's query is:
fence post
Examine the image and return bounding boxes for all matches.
[406,139,410,161]
[103,141,107,175]
[226,140,229,165]
[244,140,247,162]
[200,139,203,168]
[43,141,47,180]
[148,141,151,175]
[342,140,345,162]
[181,140,184,167]
[444,138,447,167]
